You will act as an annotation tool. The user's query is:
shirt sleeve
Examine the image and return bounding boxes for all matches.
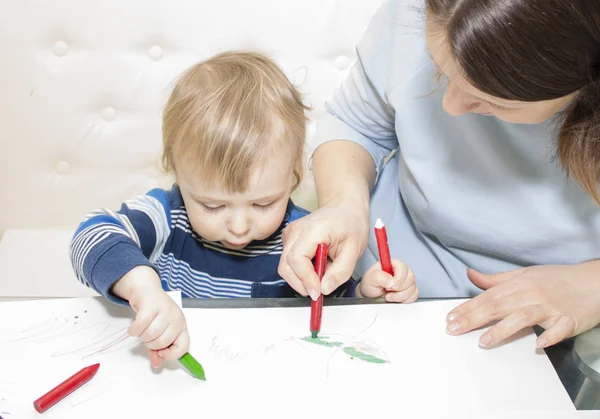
[69,188,173,305]
[311,0,399,184]
[329,278,360,298]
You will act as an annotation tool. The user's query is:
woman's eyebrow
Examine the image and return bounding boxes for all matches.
[428,53,521,108]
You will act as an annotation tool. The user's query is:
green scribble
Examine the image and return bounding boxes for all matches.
[342,347,389,364]
[301,336,389,364]
[301,336,343,347]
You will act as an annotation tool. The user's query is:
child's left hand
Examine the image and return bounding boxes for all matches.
[356,259,419,303]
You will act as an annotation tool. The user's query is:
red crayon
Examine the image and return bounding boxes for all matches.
[310,243,328,338]
[374,218,394,276]
[33,363,100,414]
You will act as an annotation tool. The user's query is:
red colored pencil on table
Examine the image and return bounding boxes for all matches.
[310,243,328,338]
[374,218,394,276]
[33,363,100,413]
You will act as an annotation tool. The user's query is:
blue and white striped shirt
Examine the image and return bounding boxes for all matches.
[70,185,357,305]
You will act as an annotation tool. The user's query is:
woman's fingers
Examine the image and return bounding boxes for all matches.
[446,291,532,336]
[535,315,576,349]
[478,304,548,348]
[321,242,360,295]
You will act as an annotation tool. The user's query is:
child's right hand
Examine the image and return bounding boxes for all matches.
[112,266,190,368]
[356,259,419,303]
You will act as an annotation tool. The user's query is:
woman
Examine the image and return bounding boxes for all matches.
[278,0,600,349]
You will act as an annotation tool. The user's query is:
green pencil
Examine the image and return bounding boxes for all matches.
[178,352,206,381]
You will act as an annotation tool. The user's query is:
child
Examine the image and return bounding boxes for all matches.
[69,51,417,369]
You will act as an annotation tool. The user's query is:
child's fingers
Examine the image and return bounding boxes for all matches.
[149,349,164,368]
[157,330,190,361]
[138,315,169,343]
[359,264,389,298]
[128,309,158,338]
[145,324,179,350]
[386,284,419,303]
[386,260,415,290]
[390,259,409,282]
[392,268,416,293]
[373,267,396,290]
[405,285,420,303]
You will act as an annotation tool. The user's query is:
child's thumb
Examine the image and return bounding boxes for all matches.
[149,349,163,368]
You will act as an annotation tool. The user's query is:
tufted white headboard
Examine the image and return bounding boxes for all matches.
[0,0,384,237]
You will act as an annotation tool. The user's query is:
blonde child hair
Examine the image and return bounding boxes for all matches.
[162,51,308,192]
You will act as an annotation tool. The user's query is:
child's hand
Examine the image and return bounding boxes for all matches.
[356,259,419,303]
[112,266,190,368]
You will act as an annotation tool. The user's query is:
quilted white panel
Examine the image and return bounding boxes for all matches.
[0,0,384,235]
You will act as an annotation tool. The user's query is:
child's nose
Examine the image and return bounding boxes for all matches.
[228,212,251,237]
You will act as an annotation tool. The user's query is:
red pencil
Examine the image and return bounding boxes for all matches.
[310,243,328,338]
[374,218,394,276]
[33,363,100,413]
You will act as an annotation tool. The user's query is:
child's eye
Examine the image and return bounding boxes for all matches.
[201,204,224,213]
[253,203,273,212]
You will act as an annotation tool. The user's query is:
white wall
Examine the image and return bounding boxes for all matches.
[0,0,385,235]
[0,0,385,297]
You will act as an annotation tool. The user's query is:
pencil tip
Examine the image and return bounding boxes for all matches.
[311,331,318,339]
[375,218,384,228]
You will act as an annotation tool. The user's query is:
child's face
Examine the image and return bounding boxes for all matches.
[178,157,295,250]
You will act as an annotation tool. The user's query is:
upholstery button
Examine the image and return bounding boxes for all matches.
[335,55,352,70]
[148,45,164,61]
[102,106,116,121]
[56,161,70,175]
[53,41,69,57]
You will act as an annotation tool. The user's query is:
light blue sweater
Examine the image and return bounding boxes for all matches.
[313,0,600,297]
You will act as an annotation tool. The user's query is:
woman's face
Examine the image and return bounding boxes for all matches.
[425,27,576,125]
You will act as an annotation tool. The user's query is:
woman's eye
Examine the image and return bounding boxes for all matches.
[488,102,516,111]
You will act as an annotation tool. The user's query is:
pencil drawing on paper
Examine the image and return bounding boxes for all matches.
[293,314,391,377]
[3,310,139,360]
[0,381,17,417]
[208,314,390,376]
[209,331,280,360]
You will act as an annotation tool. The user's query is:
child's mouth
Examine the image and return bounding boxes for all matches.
[222,240,250,249]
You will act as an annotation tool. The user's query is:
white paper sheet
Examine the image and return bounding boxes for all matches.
[0,296,575,418]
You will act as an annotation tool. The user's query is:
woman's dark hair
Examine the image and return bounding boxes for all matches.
[426,0,600,202]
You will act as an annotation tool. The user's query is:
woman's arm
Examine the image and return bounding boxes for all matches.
[313,140,375,208]
[279,0,401,299]
[278,141,375,300]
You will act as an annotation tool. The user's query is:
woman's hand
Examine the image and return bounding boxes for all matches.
[281,140,376,300]
[445,262,600,348]
[278,198,370,300]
